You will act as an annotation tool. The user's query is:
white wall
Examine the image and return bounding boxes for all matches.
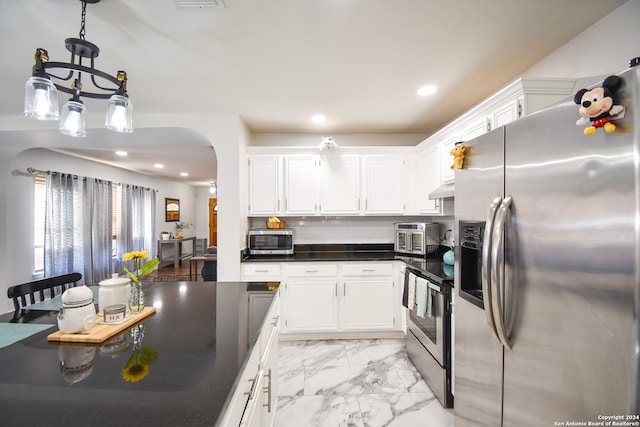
[522,0,640,86]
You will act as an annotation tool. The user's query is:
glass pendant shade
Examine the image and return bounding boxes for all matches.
[24,76,60,120]
[59,100,87,138]
[105,94,133,133]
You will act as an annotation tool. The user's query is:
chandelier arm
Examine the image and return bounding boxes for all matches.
[39,68,75,83]
[89,73,125,94]
[42,61,125,99]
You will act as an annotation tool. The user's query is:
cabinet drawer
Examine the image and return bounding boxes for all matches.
[286,263,337,277]
[342,263,393,277]
[242,263,281,277]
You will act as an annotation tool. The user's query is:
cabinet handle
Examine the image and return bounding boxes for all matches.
[271,316,279,327]
[305,270,319,273]
[335,283,337,296]
[262,369,272,413]
[255,269,269,273]
[244,377,257,396]
[361,269,376,273]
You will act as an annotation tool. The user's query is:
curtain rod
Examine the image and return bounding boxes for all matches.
[11,168,158,192]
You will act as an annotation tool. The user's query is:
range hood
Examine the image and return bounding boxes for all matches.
[429,182,455,199]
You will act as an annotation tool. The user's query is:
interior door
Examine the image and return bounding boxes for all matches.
[209,198,217,247]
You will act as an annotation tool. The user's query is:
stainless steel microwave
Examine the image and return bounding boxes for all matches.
[395,222,439,256]
[248,229,294,255]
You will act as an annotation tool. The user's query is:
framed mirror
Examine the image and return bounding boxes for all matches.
[165,198,180,222]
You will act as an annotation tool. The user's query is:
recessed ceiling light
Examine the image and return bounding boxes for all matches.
[180,172,189,177]
[311,114,326,124]
[417,85,437,97]
[115,150,127,156]
[154,163,164,169]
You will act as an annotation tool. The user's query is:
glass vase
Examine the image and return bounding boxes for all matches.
[129,285,145,314]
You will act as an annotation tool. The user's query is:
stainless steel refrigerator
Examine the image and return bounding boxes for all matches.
[454,64,639,426]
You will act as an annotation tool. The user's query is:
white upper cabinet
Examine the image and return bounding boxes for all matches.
[462,117,489,141]
[417,145,441,214]
[491,97,521,129]
[319,156,361,215]
[363,156,404,214]
[284,156,318,215]
[439,133,461,184]
[248,156,281,215]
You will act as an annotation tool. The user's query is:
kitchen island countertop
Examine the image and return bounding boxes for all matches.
[0,281,278,427]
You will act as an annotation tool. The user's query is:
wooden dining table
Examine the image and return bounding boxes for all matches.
[0,281,278,427]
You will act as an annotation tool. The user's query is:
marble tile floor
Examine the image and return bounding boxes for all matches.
[275,338,454,427]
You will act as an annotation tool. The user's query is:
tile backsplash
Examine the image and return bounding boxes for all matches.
[249,216,454,246]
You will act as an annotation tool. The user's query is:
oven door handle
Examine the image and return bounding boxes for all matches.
[482,196,502,340]
[490,196,512,349]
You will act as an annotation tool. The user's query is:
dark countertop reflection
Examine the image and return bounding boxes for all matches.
[0,281,278,427]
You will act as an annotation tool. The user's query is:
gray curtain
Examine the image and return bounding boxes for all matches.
[44,174,113,284]
[115,184,156,273]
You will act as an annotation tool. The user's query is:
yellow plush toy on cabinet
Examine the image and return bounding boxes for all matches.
[450,143,469,170]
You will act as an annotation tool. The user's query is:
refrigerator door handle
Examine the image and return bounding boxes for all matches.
[482,196,502,338]
[490,195,513,349]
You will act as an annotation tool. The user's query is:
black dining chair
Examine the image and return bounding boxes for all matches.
[7,272,83,311]
[201,247,217,281]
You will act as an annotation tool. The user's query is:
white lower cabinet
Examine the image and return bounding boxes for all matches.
[341,263,395,330]
[282,263,338,332]
[343,279,394,330]
[221,296,280,427]
[279,261,400,334]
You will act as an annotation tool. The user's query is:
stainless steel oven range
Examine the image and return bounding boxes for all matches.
[403,265,453,408]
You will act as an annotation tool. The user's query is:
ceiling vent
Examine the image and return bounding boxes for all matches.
[175,0,226,8]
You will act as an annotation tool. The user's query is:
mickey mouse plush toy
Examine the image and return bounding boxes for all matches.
[574,75,625,135]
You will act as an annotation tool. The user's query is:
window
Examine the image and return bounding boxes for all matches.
[33,176,46,273]
[33,178,119,274]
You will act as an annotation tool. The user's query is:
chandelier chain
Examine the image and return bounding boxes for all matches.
[79,1,87,40]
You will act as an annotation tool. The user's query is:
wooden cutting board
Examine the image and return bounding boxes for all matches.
[47,307,156,344]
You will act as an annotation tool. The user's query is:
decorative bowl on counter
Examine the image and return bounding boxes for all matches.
[265,221,286,229]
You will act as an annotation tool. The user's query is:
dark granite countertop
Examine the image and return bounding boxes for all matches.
[0,281,278,427]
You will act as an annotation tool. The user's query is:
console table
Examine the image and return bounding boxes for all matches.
[157,236,195,268]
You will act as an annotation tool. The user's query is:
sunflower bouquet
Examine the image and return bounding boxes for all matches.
[122,250,160,286]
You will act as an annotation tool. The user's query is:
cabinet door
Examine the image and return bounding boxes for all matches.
[240,369,264,427]
[417,146,441,214]
[260,315,279,427]
[284,280,337,331]
[343,279,394,330]
[319,156,361,214]
[284,156,317,215]
[491,98,521,130]
[249,156,281,215]
[218,344,261,427]
[364,157,404,214]
[440,135,460,184]
[463,117,488,141]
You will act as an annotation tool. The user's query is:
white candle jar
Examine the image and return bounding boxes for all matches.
[98,274,131,315]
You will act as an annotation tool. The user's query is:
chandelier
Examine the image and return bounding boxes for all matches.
[23,0,133,137]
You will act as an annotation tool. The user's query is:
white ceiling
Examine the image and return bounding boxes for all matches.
[0,0,627,186]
